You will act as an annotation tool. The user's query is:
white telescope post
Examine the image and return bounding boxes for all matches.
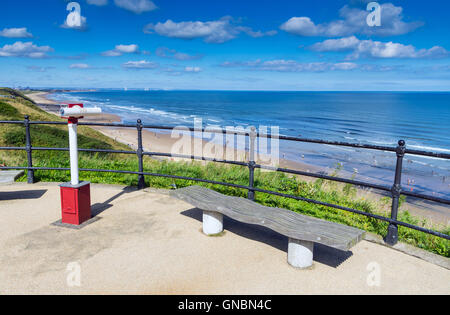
[68,117,79,185]
[60,104,102,185]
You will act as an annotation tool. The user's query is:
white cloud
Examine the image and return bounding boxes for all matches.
[184,66,202,73]
[70,63,90,69]
[144,17,276,43]
[145,18,235,43]
[116,44,139,53]
[221,59,358,72]
[332,62,359,70]
[102,44,139,56]
[235,27,277,38]
[222,59,406,73]
[359,64,403,72]
[280,3,422,37]
[27,65,54,72]
[87,0,108,5]
[114,0,157,14]
[311,36,449,59]
[0,27,33,38]
[0,41,53,58]
[281,17,320,36]
[311,36,361,51]
[122,60,158,69]
[155,47,202,60]
[102,50,122,57]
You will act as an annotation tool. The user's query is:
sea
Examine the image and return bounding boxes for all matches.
[48,90,450,199]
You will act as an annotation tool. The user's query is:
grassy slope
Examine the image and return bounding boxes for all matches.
[0,88,448,257]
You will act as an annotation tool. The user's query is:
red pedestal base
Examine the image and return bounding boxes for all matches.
[60,181,91,225]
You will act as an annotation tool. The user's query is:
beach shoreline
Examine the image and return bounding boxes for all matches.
[29,92,324,170]
[25,91,450,225]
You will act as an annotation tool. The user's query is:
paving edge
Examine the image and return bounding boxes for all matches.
[364,232,450,270]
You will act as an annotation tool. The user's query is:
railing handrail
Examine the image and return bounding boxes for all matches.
[1,144,448,205]
[1,119,449,159]
[0,118,449,243]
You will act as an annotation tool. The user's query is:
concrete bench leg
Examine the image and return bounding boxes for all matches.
[287,238,314,268]
[202,211,223,235]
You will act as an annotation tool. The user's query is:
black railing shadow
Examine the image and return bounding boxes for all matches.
[181,208,353,268]
[91,186,137,217]
[0,189,47,201]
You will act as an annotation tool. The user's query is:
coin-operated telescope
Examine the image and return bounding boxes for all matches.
[59,103,102,226]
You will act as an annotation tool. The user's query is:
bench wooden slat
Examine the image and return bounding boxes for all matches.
[170,185,365,251]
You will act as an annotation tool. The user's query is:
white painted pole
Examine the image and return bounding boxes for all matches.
[68,122,79,186]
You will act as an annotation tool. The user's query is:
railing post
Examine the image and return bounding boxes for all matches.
[136,119,146,190]
[385,140,406,246]
[24,115,34,184]
[248,126,257,201]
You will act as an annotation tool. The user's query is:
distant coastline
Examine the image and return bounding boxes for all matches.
[27,89,98,93]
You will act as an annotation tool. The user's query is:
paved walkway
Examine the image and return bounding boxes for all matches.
[0,183,449,294]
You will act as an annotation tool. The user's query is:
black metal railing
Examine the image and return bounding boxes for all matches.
[1,116,449,244]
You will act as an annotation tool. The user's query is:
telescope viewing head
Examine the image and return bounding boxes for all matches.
[60,103,102,122]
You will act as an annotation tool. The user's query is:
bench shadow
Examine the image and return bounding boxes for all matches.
[0,189,47,201]
[91,186,137,217]
[181,208,353,268]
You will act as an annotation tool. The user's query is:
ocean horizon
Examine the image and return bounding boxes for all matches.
[48,90,450,198]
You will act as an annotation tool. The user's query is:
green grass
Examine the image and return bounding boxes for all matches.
[0,87,449,258]
[5,124,112,151]
[0,87,39,107]
[0,101,20,118]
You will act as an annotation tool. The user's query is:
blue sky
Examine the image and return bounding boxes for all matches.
[0,0,449,90]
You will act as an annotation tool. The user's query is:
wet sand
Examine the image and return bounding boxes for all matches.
[25,92,450,225]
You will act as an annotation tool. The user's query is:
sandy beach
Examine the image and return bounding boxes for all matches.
[27,93,323,170]
[25,92,450,225]
[29,92,122,124]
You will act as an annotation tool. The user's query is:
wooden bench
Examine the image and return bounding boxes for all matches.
[170,185,365,269]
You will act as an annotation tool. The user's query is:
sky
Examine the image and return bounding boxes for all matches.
[0,0,450,91]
